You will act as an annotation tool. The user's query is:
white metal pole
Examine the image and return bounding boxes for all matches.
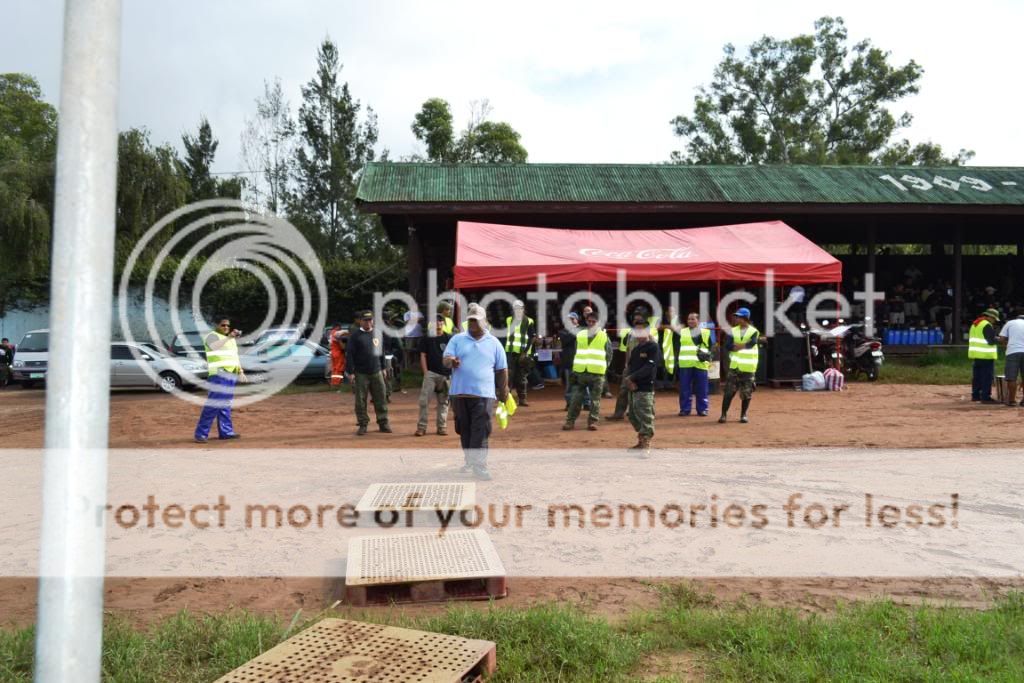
[34,0,122,681]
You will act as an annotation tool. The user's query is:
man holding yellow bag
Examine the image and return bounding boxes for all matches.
[443,303,510,481]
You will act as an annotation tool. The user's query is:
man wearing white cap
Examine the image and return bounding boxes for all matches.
[444,303,509,480]
[503,299,537,406]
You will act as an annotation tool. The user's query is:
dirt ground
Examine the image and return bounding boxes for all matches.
[0,380,1016,450]
[1,381,1021,629]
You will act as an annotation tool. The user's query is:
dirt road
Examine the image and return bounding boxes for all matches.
[1,381,1019,628]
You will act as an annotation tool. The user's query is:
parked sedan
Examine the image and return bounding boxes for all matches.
[111,342,207,392]
[241,340,328,383]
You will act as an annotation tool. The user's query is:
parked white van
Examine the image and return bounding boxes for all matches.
[11,328,48,388]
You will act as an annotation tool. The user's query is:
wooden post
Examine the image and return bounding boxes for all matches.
[407,222,424,303]
[953,225,963,345]
[866,223,877,276]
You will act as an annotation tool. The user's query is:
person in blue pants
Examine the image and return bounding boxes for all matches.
[677,312,715,416]
[195,318,245,442]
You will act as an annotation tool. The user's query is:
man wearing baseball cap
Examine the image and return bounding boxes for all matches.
[444,303,509,480]
[719,307,760,424]
[968,307,1000,403]
[346,310,392,435]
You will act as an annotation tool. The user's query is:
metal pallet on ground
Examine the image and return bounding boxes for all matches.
[345,529,507,607]
[214,617,496,682]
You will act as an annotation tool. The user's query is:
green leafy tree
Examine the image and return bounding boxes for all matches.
[289,39,389,259]
[180,117,243,203]
[0,74,57,308]
[115,128,189,269]
[411,98,527,163]
[671,17,972,165]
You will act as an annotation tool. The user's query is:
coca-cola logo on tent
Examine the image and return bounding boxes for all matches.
[579,247,693,260]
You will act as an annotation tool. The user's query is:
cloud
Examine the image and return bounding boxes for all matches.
[2,0,1021,172]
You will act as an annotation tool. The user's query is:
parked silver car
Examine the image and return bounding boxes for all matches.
[110,342,207,392]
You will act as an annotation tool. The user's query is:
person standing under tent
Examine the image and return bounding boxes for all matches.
[194,317,245,443]
[563,310,609,431]
[558,312,583,410]
[444,303,509,481]
[609,310,652,421]
[503,299,536,407]
[968,308,1000,403]
[583,304,614,399]
[415,315,451,436]
[438,301,456,335]
[718,307,760,424]
[346,310,392,435]
[997,309,1024,406]
[678,312,716,416]
[622,319,660,458]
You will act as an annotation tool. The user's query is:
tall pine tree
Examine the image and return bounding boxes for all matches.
[289,39,389,259]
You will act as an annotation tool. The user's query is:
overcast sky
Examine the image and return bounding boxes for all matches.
[4,0,1022,174]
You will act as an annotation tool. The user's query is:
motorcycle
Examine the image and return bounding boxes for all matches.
[842,323,884,381]
[806,319,883,380]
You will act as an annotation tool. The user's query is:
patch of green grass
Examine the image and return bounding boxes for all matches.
[4,593,1023,682]
[876,349,976,384]
[410,604,648,682]
[628,587,1024,682]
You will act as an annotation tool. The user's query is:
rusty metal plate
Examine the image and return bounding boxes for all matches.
[214,617,496,683]
[355,483,475,512]
[347,529,505,587]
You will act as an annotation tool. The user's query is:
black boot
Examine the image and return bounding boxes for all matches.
[739,398,750,423]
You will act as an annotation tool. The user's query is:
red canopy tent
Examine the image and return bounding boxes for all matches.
[453,220,841,289]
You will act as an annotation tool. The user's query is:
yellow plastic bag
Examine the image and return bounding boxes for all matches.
[495,394,517,429]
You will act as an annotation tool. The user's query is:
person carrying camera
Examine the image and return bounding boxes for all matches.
[194,317,245,443]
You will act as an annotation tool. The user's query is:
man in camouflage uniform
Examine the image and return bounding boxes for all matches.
[563,310,610,431]
[346,310,392,435]
[718,307,759,424]
[623,320,661,458]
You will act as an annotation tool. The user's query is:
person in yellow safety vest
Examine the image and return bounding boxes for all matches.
[677,312,716,417]
[585,304,614,399]
[503,299,537,406]
[969,307,1000,403]
[438,301,455,335]
[563,310,610,431]
[194,317,246,442]
[609,311,653,420]
[718,307,759,424]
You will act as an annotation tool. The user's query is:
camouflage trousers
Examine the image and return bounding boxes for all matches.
[566,371,604,425]
[508,353,534,399]
[354,371,389,427]
[627,390,655,437]
[723,369,755,401]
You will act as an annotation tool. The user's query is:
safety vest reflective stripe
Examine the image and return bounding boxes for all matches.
[678,327,712,370]
[968,320,997,359]
[730,325,759,373]
[204,332,240,373]
[572,330,609,374]
[505,316,534,352]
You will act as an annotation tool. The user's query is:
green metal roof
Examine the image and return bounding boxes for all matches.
[357,162,1024,207]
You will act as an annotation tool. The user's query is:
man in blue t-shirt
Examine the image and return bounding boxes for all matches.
[443,303,509,480]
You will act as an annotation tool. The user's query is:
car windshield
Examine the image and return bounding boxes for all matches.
[138,343,169,358]
[18,331,49,352]
[173,333,204,351]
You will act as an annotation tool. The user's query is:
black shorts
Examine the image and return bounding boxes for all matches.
[1004,353,1024,381]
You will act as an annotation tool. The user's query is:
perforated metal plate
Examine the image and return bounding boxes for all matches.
[355,483,475,512]
[214,618,496,683]
[347,529,505,587]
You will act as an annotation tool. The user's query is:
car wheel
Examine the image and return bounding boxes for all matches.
[159,371,181,393]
